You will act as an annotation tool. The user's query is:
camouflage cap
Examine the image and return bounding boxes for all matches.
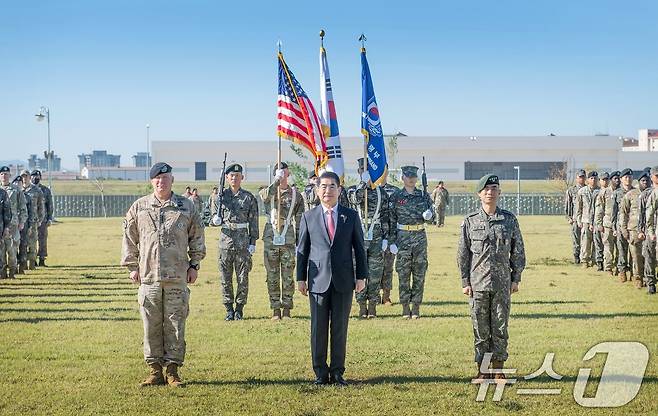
[576,169,586,178]
[225,163,243,174]
[0,166,9,173]
[476,174,500,193]
[587,171,598,178]
[149,162,172,179]
[401,165,419,178]
[600,171,610,180]
[610,170,621,178]
[620,168,633,178]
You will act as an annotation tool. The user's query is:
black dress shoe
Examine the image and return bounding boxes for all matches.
[330,374,348,386]
[313,377,330,386]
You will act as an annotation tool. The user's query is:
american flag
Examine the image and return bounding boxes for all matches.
[277,52,327,169]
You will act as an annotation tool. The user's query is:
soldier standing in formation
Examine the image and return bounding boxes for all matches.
[302,173,319,211]
[431,181,450,227]
[564,169,586,264]
[259,162,304,320]
[121,162,206,387]
[347,158,390,319]
[0,167,27,279]
[20,170,44,270]
[388,165,434,319]
[591,172,608,270]
[211,163,259,321]
[208,186,219,218]
[380,167,399,305]
[576,171,599,268]
[595,171,620,274]
[17,175,34,275]
[619,170,650,288]
[613,168,635,282]
[0,180,13,278]
[643,166,658,294]
[32,170,53,267]
[458,174,526,382]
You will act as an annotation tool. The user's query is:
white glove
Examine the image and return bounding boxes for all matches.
[274,169,285,180]
[248,245,256,255]
[422,209,433,221]
[381,239,388,252]
[389,243,399,255]
[211,215,223,226]
[360,171,371,183]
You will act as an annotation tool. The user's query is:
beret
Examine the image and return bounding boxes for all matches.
[476,174,500,193]
[0,166,9,173]
[620,168,633,178]
[149,162,172,179]
[225,163,243,174]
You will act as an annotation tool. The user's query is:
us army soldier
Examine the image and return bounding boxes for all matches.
[576,171,598,268]
[32,170,53,267]
[259,162,304,320]
[458,174,525,382]
[0,186,12,278]
[565,169,586,264]
[121,162,206,387]
[620,170,650,288]
[211,163,259,321]
[431,181,449,227]
[0,166,27,278]
[595,171,620,274]
[614,168,635,282]
[20,170,45,270]
[643,167,658,295]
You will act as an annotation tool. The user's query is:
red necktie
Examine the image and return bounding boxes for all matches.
[326,209,335,242]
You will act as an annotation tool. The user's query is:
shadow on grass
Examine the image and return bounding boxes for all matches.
[44,265,122,270]
[0,298,133,304]
[422,300,592,306]
[0,292,135,298]
[0,281,129,287]
[187,374,478,387]
[0,286,131,291]
[0,316,138,323]
[0,307,133,313]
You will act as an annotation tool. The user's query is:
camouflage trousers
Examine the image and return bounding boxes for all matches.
[1,225,19,270]
[356,239,384,304]
[381,250,396,291]
[579,224,594,264]
[38,221,48,259]
[434,206,446,226]
[469,290,511,363]
[396,231,428,305]
[263,240,295,310]
[616,233,631,273]
[593,228,603,264]
[18,223,29,263]
[628,231,644,281]
[571,222,582,260]
[602,227,618,271]
[22,223,39,263]
[138,282,190,366]
[643,238,657,286]
[219,247,252,306]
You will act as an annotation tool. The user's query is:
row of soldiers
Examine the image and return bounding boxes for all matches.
[564,167,658,294]
[207,158,437,321]
[0,167,54,278]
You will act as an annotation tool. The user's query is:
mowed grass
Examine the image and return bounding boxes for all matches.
[0,215,656,415]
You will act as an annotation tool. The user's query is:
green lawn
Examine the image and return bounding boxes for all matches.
[0,216,655,415]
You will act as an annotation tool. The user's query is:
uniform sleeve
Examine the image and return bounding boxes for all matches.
[445,189,450,205]
[388,194,398,245]
[575,190,583,225]
[589,192,596,224]
[647,191,657,236]
[638,193,648,234]
[37,193,46,224]
[564,188,572,219]
[44,188,54,220]
[259,179,279,203]
[380,191,390,240]
[424,192,435,223]
[120,202,140,272]
[293,191,304,242]
[187,204,207,264]
[594,192,604,227]
[17,189,27,228]
[619,194,630,232]
[248,194,259,245]
[510,216,526,283]
[457,218,471,288]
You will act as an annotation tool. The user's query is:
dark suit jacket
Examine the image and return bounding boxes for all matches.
[296,204,368,293]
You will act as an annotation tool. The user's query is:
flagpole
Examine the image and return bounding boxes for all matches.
[360,34,368,229]
[277,41,283,236]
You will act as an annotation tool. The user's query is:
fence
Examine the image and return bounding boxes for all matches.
[53,193,565,218]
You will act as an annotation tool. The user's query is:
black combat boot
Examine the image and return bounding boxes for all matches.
[38,258,46,267]
[224,304,235,321]
[411,303,420,319]
[18,261,26,274]
[648,284,656,295]
[358,303,368,319]
[367,302,377,319]
[401,304,411,319]
[234,304,244,320]
[271,309,281,321]
[596,261,603,271]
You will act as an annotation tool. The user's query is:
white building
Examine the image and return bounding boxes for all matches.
[151,130,658,182]
[81,166,149,181]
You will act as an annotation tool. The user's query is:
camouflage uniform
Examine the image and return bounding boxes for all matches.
[644,188,658,289]
[458,207,525,364]
[431,186,449,226]
[0,188,11,277]
[0,182,27,276]
[347,181,390,309]
[620,188,646,285]
[638,186,655,287]
[380,182,400,296]
[22,183,45,268]
[303,184,319,212]
[18,190,34,271]
[121,192,206,367]
[613,185,634,275]
[595,185,619,272]
[217,187,259,308]
[259,180,304,311]
[564,183,583,262]
[576,184,598,266]
[36,183,53,263]
[389,187,433,310]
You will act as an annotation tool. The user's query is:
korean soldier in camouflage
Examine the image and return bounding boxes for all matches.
[620,170,650,288]
[211,163,259,321]
[121,162,206,387]
[388,165,434,319]
[576,171,599,268]
[20,170,45,270]
[595,171,620,274]
[32,170,53,267]
[259,162,304,320]
[380,167,399,305]
[643,167,658,295]
[564,169,586,264]
[347,158,390,319]
[613,168,635,282]
[0,166,27,278]
[0,186,12,278]
[17,176,34,275]
[431,181,450,227]
[458,174,525,382]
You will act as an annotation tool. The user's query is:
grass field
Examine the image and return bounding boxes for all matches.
[0,216,656,415]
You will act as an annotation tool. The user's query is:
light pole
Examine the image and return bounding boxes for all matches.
[34,106,52,192]
[146,124,151,179]
[513,165,520,215]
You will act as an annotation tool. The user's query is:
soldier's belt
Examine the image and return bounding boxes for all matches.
[397,223,425,231]
[221,222,249,230]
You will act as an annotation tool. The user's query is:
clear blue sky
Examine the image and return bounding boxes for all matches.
[1,0,657,169]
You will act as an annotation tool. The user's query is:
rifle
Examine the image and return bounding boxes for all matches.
[217,152,228,223]
[421,156,430,210]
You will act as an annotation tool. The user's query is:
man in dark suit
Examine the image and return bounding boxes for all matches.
[296,171,368,386]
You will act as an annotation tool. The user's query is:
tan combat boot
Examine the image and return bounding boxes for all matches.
[473,363,489,384]
[411,304,420,319]
[165,364,184,387]
[358,303,368,319]
[271,309,281,321]
[492,360,506,382]
[619,271,628,283]
[282,308,291,319]
[140,363,165,387]
[28,260,36,271]
[367,302,377,319]
[401,304,411,319]
[381,289,392,305]
[635,278,643,289]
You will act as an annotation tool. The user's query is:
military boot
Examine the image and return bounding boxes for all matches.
[635,278,643,289]
[0,267,6,279]
[18,261,26,274]
[648,284,656,295]
[574,255,580,264]
[367,302,377,319]
[358,303,368,319]
[473,363,489,384]
[492,360,506,382]
[411,304,420,319]
[38,258,46,267]
[401,304,411,319]
[596,261,603,271]
[28,260,36,270]
[282,308,291,319]
[140,363,165,387]
[619,271,628,283]
[381,289,392,305]
[224,304,235,321]
[165,364,184,387]
[8,267,15,279]
[234,304,244,320]
[271,309,281,321]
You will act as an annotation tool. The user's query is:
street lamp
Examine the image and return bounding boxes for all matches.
[513,166,520,215]
[146,124,151,179]
[34,106,52,193]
